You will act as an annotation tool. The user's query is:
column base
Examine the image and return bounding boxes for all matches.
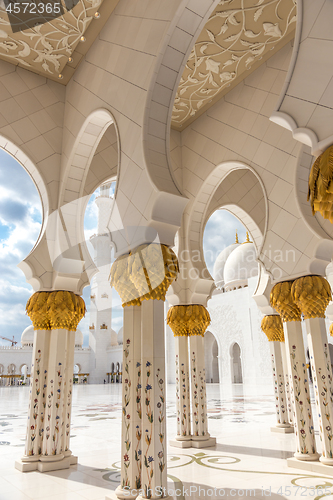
[293,452,321,462]
[15,454,77,473]
[271,426,294,434]
[287,456,333,475]
[320,456,333,466]
[114,485,140,499]
[169,438,193,448]
[169,436,216,449]
[191,437,216,448]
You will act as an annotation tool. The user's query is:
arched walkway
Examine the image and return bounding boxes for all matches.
[231,342,243,384]
[204,331,219,383]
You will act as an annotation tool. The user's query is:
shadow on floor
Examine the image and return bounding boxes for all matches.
[214,443,294,459]
[167,481,285,500]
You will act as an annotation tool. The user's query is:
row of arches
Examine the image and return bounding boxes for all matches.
[204,332,243,385]
[0,363,29,386]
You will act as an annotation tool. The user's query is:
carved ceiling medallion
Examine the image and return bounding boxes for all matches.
[0,0,119,83]
[172,0,297,130]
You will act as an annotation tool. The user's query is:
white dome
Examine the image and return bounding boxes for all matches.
[110,328,118,346]
[75,329,84,347]
[117,327,123,345]
[21,325,34,346]
[213,243,240,287]
[224,242,258,289]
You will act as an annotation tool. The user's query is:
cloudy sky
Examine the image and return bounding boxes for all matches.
[0,150,244,346]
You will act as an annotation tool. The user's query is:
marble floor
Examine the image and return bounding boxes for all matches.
[0,383,332,500]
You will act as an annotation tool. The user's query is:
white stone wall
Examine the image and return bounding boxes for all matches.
[207,277,271,388]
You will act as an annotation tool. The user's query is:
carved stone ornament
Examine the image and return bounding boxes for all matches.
[172,0,296,129]
[0,0,106,82]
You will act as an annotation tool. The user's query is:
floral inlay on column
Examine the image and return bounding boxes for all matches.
[135,361,142,490]
[270,280,318,460]
[156,368,165,487]
[144,361,153,498]
[290,345,315,454]
[191,351,199,436]
[26,349,42,456]
[122,338,131,489]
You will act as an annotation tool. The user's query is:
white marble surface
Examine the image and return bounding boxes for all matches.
[0,383,332,500]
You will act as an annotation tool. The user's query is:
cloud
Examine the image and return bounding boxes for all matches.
[0,199,28,223]
[0,279,33,345]
[0,150,41,211]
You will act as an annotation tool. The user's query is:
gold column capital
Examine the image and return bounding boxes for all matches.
[308,145,333,222]
[270,281,301,322]
[167,304,211,337]
[26,291,86,331]
[261,315,284,342]
[291,275,331,319]
[110,243,179,307]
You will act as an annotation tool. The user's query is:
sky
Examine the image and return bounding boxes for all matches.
[0,149,245,346]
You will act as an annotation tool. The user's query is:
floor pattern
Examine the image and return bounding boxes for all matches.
[0,383,331,500]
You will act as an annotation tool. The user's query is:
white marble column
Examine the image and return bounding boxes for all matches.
[269,341,292,430]
[115,305,142,500]
[281,341,294,427]
[174,335,191,443]
[21,330,50,463]
[41,329,68,461]
[137,299,168,500]
[305,317,333,465]
[16,328,79,472]
[283,321,319,460]
[62,330,76,463]
[189,335,216,447]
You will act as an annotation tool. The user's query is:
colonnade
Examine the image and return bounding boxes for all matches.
[261,315,294,433]
[167,305,216,448]
[263,275,333,464]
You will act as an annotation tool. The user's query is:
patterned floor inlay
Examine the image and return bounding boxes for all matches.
[0,383,331,500]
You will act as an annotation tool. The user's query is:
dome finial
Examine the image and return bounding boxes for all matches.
[235,231,239,244]
[244,231,251,243]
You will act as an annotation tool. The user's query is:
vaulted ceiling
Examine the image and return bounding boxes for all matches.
[0,0,296,127]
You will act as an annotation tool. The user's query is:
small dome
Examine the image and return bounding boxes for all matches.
[75,329,84,347]
[21,325,34,346]
[224,241,258,290]
[213,243,240,287]
[117,327,123,345]
[110,328,118,346]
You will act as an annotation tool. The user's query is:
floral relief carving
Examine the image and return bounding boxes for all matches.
[0,0,102,77]
[172,0,296,128]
